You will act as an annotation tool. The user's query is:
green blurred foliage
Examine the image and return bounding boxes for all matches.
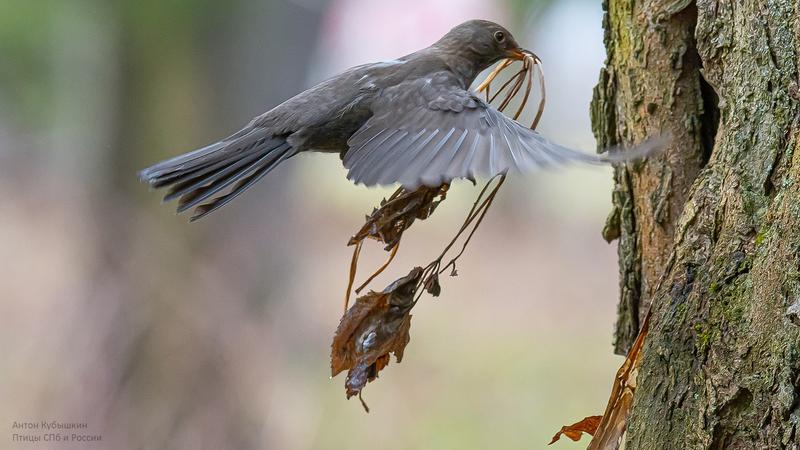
[0,0,230,128]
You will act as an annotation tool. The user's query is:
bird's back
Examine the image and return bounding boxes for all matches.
[252,51,457,153]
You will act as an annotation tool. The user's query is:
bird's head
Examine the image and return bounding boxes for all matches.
[433,20,531,72]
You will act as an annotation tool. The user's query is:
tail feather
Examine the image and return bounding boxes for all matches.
[188,145,296,221]
[163,149,267,202]
[174,142,291,215]
[140,129,268,187]
[139,130,293,220]
[141,141,227,185]
[152,142,252,190]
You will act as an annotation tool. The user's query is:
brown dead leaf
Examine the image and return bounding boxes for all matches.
[423,272,441,297]
[549,416,602,444]
[548,313,650,449]
[548,317,648,449]
[584,311,649,450]
[331,268,422,402]
[349,185,448,251]
[343,185,447,311]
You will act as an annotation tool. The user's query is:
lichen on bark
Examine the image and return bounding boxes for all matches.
[593,0,711,355]
[593,0,800,447]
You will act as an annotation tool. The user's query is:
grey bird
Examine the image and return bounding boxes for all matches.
[139,20,656,221]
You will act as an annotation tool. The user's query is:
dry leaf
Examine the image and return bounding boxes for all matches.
[549,416,602,444]
[543,311,652,448]
[549,314,650,449]
[343,185,446,311]
[584,311,649,450]
[331,268,422,402]
[349,185,448,251]
[423,272,441,297]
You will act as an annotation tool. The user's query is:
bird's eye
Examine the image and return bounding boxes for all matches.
[494,31,505,43]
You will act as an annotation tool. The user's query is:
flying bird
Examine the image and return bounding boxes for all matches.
[139,20,658,221]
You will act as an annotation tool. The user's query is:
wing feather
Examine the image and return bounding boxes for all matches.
[343,74,662,189]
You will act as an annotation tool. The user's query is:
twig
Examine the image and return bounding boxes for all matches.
[531,58,546,129]
[344,240,363,312]
[440,176,506,275]
[355,240,401,294]
[414,175,506,300]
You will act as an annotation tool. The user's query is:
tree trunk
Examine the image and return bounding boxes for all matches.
[593,0,800,447]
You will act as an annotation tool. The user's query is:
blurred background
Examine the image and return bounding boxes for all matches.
[0,0,621,448]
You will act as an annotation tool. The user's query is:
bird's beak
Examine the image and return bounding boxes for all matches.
[506,48,533,61]
[507,48,540,63]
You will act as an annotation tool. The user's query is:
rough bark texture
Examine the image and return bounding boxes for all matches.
[593,0,800,448]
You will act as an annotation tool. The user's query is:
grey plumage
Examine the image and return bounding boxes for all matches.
[140,19,660,220]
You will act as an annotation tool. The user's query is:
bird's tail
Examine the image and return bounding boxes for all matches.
[139,128,295,221]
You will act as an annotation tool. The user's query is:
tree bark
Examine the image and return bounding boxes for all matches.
[593,0,800,447]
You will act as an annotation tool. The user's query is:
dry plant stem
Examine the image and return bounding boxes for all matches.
[513,60,533,120]
[439,176,506,275]
[531,60,546,129]
[377,187,409,212]
[497,58,533,112]
[414,175,506,300]
[428,176,500,265]
[477,59,513,99]
[492,68,525,104]
[344,240,363,312]
[498,72,526,111]
[587,312,651,450]
[476,55,545,130]
[358,392,370,413]
[354,241,401,295]
[387,186,404,201]
[489,68,527,105]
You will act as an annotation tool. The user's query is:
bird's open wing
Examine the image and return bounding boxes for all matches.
[343,74,657,189]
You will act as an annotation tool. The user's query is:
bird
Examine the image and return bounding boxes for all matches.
[139,19,658,221]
